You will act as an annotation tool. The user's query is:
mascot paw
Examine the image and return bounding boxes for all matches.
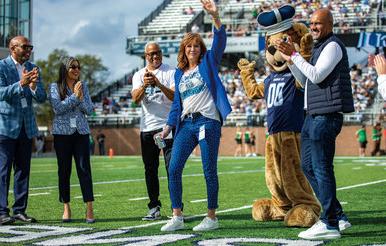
[237,58,255,71]
[252,199,285,221]
[300,33,313,60]
[284,204,319,227]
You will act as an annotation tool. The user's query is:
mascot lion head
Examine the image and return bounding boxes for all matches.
[257,5,313,72]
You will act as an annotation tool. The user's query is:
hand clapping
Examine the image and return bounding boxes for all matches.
[275,36,296,62]
[374,54,386,76]
[74,81,83,100]
[21,67,39,88]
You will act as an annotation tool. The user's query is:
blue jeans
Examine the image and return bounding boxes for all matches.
[168,115,221,210]
[301,113,347,229]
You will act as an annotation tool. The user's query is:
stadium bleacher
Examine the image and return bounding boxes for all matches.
[139,0,203,35]
[91,0,385,127]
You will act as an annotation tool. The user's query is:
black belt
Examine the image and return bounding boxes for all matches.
[310,112,342,118]
[184,112,202,120]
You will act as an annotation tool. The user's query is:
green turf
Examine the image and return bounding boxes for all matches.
[2,156,386,245]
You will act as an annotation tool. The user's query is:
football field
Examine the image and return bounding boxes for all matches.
[1,156,386,245]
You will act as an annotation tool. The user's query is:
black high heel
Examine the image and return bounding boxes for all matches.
[62,218,72,223]
[85,210,95,223]
[62,212,72,223]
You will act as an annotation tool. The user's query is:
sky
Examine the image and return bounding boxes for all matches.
[33,0,164,82]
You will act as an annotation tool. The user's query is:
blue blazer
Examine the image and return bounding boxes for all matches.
[49,81,93,135]
[0,56,47,139]
[167,25,232,134]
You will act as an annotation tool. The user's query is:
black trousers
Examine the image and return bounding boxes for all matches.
[371,140,381,156]
[140,129,173,209]
[54,132,94,203]
[98,142,105,155]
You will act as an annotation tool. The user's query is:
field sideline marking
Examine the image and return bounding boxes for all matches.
[336,179,386,190]
[120,179,386,230]
[190,199,207,203]
[121,205,252,230]
[29,192,50,196]
[129,197,148,201]
[27,169,264,191]
[74,194,102,199]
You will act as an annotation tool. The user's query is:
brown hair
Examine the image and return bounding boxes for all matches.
[177,32,207,71]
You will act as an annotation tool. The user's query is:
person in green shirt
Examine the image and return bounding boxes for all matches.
[234,127,243,157]
[371,122,382,156]
[355,125,367,157]
[89,135,95,155]
[244,128,252,157]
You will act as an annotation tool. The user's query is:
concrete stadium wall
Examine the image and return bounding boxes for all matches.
[90,125,381,157]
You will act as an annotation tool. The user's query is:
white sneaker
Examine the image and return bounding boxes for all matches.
[339,219,352,231]
[142,206,161,221]
[298,221,341,240]
[193,217,219,231]
[161,216,184,232]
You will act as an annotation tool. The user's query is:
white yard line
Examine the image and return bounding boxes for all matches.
[128,197,148,201]
[29,192,50,196]
[120,180,386,230]
[74,194,102,199]
[190,199,207,203]
[121,205,252,230]
[27,169,264,191]
[336,179,386,190]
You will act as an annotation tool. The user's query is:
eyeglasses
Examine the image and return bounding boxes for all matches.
[69,65,81,70]
[16,44,34,51]
[146,50,162,57]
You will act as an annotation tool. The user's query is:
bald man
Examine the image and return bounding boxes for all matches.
[275,9,354,240]
[0,36,46,225]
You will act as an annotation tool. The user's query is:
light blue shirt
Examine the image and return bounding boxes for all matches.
[49,81,93,135]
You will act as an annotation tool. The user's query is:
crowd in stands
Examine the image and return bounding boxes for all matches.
[221,0,380,37]
[220,69,266,123]
[100,96,134,115]
[293,0,377,33]
[132,0,382,43]
[92,59,380,126]
[351,63,378,112]
[92,0,384,125]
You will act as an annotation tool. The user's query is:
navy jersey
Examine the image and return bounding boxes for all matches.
[264,70,304,134]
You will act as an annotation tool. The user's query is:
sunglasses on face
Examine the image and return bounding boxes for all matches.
[69,65,81,70]
[16,44,34,51]
[146,50,162,57]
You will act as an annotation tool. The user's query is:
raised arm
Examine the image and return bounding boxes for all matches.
[201,0,221,30]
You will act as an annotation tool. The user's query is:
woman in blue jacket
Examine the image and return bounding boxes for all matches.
[49,57,95,223]
[159,0,231,232]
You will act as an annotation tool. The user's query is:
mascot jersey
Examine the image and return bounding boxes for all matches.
[264,70,304,134]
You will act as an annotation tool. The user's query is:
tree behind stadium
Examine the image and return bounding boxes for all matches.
[35,49,109,126]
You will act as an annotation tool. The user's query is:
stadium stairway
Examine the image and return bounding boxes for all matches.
[140,0,203,35]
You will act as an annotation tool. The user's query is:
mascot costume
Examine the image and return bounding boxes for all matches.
[237,5,321,227]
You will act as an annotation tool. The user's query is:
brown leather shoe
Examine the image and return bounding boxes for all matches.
[0,214,15,225]
[13,213,37,223]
